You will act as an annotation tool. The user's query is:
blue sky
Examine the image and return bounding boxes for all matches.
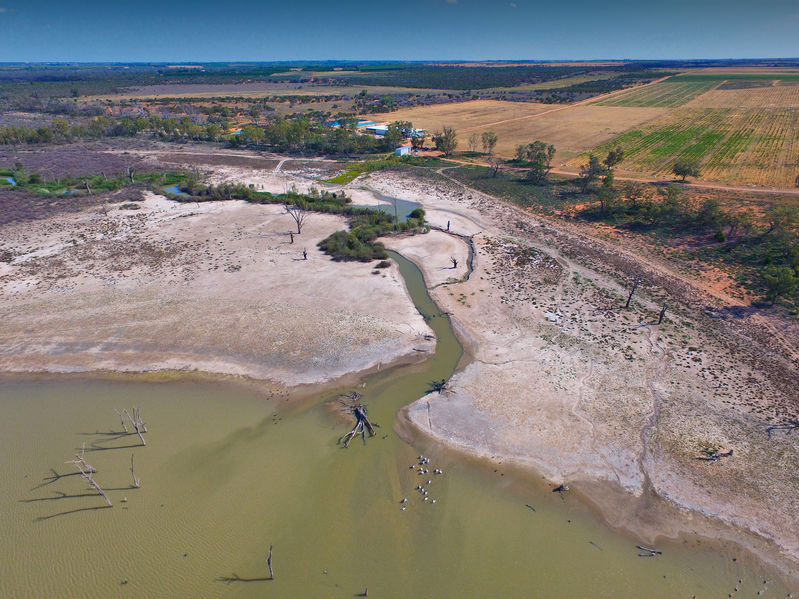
[0,0,797,62]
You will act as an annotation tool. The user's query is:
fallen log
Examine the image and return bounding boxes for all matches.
[766,419,799,439]
[636,545,662,557]
[695,449,733,462]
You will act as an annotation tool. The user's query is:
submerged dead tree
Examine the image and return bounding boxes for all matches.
[337,392,380,448]
[120,408,147,446]
[130,454,140,488]
[68,451,112,507]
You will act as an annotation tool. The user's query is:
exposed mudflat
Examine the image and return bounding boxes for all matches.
[0,189,433,386]
[363,168,799,579]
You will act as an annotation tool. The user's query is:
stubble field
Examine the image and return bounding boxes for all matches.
[388,99,667,161]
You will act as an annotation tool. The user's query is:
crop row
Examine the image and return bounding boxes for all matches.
[585,105,799,187]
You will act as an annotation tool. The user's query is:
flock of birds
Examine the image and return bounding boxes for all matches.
[400,454,444,510]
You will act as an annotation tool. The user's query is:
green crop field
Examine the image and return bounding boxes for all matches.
[583,103,799,187]
[593,80,719,107]
[578,76,799,188]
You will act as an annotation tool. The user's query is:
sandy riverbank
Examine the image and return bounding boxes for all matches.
[359,168,799,581]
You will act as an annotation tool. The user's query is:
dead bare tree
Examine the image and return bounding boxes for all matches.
[114,409,128,432]
[130,454,140,488]
[68,457,112,507]
[267,545,274,580]
[121,408,146,446]
[285,203,308,234]
[625,275,642,309]
[488,156,503,178]
[337,392,379,448]
[658,303,667,325]
[126,167,136,183]
[766,419,799,439]
[450,257,458,269]
[71,442,96,474]
[696,448,733,462]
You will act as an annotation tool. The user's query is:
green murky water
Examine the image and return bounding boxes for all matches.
[0,253,792,598]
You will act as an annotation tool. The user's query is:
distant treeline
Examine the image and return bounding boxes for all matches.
[5,59,796,99]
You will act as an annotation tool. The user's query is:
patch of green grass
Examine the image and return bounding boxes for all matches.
[447,165,583,211]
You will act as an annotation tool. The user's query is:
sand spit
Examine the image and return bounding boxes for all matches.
[0,191,433,387]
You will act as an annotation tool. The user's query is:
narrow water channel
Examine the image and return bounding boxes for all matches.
[0,253,791,598]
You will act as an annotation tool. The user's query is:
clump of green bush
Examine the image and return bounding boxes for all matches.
[318,206,426,262]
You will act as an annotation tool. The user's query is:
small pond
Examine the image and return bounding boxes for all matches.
[353,193,422,223]
[164,184,191,198]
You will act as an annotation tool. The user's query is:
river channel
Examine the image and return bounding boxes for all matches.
[0,252,791,597]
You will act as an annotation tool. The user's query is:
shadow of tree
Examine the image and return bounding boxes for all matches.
[35,504,112,521]
[216,573,272,584]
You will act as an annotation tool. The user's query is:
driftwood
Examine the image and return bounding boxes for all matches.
[337,392,380,448]
[766,419,799,439]
[552,484,569,494]
[696,449,733,462]
[130,454,140,488]
[267,545,274,580]
[636,545,662,557]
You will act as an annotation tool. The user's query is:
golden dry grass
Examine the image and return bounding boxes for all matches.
[389,99,667,160]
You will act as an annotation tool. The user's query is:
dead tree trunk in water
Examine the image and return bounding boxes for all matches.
[71,460,112,507]
[625,275,642,309]
[130,453,140,488]
[122,408,146,446]
[337,392,380,448]
[114,409,128,432]
[267,545,274,580]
